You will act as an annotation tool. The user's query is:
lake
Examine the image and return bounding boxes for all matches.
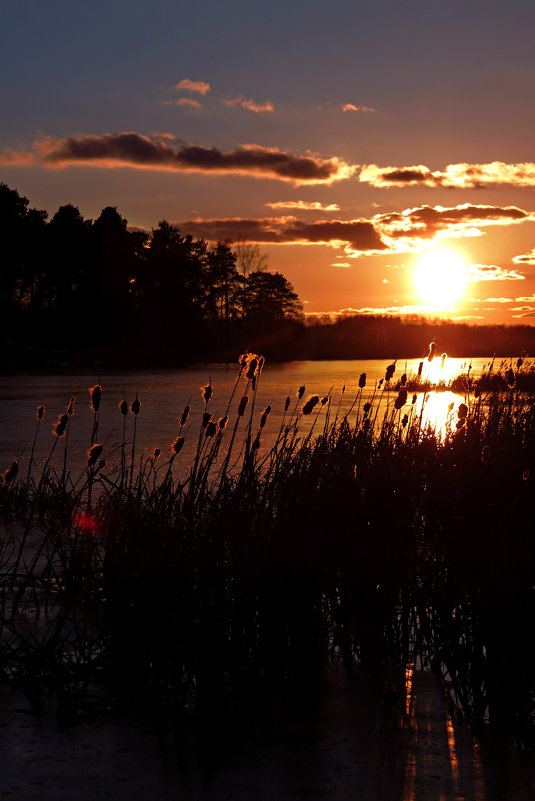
[0,356,494,480]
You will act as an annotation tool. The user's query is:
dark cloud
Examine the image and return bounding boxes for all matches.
[2,132,354,185]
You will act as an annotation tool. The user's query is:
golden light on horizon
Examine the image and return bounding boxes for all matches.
[412,248,469,307]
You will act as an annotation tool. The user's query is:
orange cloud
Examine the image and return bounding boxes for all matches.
[360,161,535,188]
[340,103,375,112]
[0,132,355,184]
[164,98,203,109]
[175,79,210,95]
[222,95,275,112]
[174,203,535,257]
[266,200,340,211]
[512,248,535,265]
[467,264,525,282]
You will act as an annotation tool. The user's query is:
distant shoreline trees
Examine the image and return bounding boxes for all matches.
[1,182,535,369]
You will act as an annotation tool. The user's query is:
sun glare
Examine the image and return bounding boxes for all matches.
[412,249,469,307]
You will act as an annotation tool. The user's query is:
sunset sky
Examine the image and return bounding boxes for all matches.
[2,0,535,323]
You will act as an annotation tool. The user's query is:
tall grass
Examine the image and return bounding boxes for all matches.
[0,355,534,741]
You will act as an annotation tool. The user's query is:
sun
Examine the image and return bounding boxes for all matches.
[412,249,469,306]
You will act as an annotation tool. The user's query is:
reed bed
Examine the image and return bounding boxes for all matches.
[1,355,534,743]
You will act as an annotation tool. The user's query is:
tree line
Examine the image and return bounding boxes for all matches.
[0,183,302,366]
[2,181,535,368]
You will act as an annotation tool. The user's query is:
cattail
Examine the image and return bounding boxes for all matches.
[246,356,258,380]
[260,405,271,428]
[218,415,229,430]
[447,401,454,414]
[362,418,371,431]
[66,396,75,416]
[180,405,190,426]
[474,385,481,398]
[456,418,465,430]
[378,379,384,388]
[412,394,417,405]
[394,388,407,410]
[203,382,212,404]
[119,399,128,416]
[506,368,515,389]
[152,447,161,460]
[251,375,257,391]
[237,395,249,416]
[172,436,185,454]
[205,421,217,438]
[321,396,328,406]
[258,355,265,371]
[400,373,407,387]
[402,414,409,428]
[202,411,211,428]
[342,385,345,394]
[3,460,18,485]
[36,405,45,421]
[302,395,320,415]
[297,385,305,400]
[130,392,141,415]
[238,353,248,372]
[97,459,106,471]
[284,396,291,411]
[87,443,103,468]
[441,352,447,369]
[428,340,436,362]
[53,413,69,437]
[417,361,423,377]
[89,384,102,412]
[457,403,468,419]
[252,435,261,450]
[359,373,366,389]
[385,361,396,382]
[363,402,371,416]
[517,357,523,370]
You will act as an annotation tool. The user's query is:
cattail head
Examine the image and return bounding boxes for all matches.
[341,385,346,395]
[297,385,305,400]
[394,388,408,410]
[237,395,249,416]
[252,435,261,450]
[202,411,211,428]
[2,460,18,485]
[362,418,371,431]
[130,392,141,415]
[447,401,454,414]
[238,353,248,373]
[457,403,468,420]
[474,385,481,398]
[378,378,384,388]
[218,415,229,430]
[402,413,409,428]
[400,373,407,387]
[321,395,328,406]
[205,421,217,438]
[152,447,161,460]
[417,361,423,377]
[246,356,258,380]
[180,405,190,426]
[260,405,271,428]
[412,394,417,405]
[119,399,128,416]
[284,396,291,411]
[359,373,366,389]
[506,368,515,389]
[385,361,396,382]
[87,443,103,468]
[251,375,257,392]
[302,395,320,415]
[203,381,212,404]
[517,357,523,370]
[36,405,45,422]
[258,355,265,372]
[363,401,371,417]
[428,340,436,362]
[441,352,447,369]
[66,396,76,416]
[53,413,69,437]
[89,384,102,412]
[172,436,185,454]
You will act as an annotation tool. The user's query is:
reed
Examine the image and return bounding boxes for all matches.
[1,357,534,742]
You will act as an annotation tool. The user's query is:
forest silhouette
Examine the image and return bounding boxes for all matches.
[2,182,535,369]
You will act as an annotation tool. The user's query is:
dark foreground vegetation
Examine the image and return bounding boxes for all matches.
[2,181,535,367]
[1,355,534,745]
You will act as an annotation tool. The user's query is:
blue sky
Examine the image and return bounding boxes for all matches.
[2,0,535,321]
